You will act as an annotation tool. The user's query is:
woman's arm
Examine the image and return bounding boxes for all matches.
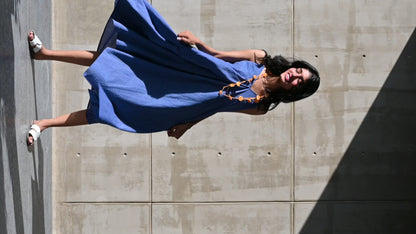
[177,31,266,63]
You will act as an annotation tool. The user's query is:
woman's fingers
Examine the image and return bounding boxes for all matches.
[177,36,190,44]
[177,30,191,37]
[177,31,199,46]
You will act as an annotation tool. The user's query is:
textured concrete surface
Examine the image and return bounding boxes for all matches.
[152,203,290,234]
[2,0,414,233]
[57,203,150,233]
[0,0,52,233]
[293,1,416,232]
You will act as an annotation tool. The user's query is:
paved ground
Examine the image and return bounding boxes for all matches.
[0,0,52,233]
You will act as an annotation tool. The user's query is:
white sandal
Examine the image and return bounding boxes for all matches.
[27,124,41,145]
[29,31,43,53]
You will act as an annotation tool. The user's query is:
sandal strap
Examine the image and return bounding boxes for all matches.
[28,124,41,141]
[29,33,43,53]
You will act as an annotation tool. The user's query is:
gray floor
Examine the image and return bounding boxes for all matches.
[0,0,52,233]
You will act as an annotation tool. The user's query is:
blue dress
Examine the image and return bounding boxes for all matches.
[84,0,265,133]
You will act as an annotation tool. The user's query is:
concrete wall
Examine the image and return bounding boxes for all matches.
[0,0,52,234]
[47,0,416,233]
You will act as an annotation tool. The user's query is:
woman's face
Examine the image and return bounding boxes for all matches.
[263,67,312,92]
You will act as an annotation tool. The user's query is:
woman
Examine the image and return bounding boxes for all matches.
[27,0,320,145]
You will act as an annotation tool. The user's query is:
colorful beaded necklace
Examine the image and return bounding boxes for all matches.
[218,73,266,103]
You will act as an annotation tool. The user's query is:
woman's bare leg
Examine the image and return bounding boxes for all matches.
[28,31,99,66]
[28,109,89,145]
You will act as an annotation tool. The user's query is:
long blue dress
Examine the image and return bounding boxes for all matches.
[84,0,265,133]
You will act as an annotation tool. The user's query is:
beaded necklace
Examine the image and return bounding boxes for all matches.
[218,73,266,103]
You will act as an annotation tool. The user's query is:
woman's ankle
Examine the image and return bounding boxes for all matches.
[34,48,52,60]
[33,119,48,131]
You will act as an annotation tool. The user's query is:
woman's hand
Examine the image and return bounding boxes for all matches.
[177,31,202,47]
[167,122,194,139]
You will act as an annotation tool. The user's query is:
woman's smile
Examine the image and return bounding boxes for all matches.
[280,68,312,89]
[284,72,291,83]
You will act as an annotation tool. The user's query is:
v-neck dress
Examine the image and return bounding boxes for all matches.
[84,0,265,133]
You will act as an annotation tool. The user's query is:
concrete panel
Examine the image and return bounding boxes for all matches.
[152,0,293,54]
[56,203,150,234]
[152,203,290,234]
[52,0,115,47]
[294,0,416,200]
[295,202,416,234]
[152,130,290,202]
[1,0,52,233]
[151,0,294,202]
[52,0,152,203]
[55,129,151,202]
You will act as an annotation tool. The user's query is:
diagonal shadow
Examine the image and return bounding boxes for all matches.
[0,0,24,233]
[1,0,50,233]
[299,28,416,233]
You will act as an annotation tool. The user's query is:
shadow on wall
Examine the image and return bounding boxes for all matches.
[300,28,416,233]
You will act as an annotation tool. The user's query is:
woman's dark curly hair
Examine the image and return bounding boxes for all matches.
[259,54,320,111]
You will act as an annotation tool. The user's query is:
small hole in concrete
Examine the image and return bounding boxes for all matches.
[76,153,81,157]
[267,152,271,156]
[362,54,366,58]
[314,55,319,59]
[217,152,222,157]
[313,152,317,156]
[171,152,176,157]
[123,153,128,157]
